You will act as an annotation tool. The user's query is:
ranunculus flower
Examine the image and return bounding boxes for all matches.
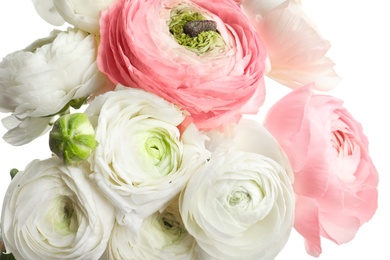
[264,85,379,256]
[98,0,267,129]
[107,196,196,259]
[85,86,210,230]
[0,28,105,145]
[31,0,117,34]
[180,118,295,259]
[241,0,341,90]
[1,158,115,260]
[180,152,294,259]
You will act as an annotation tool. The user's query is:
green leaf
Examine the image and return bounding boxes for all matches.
[0,252,16,260]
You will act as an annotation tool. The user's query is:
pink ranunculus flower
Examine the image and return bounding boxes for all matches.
[241,0,341,91]
[263,84,378,257]
[97,0,267,130]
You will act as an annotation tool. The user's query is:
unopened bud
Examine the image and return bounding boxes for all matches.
[49,113,98,166]
[10,168,19,179]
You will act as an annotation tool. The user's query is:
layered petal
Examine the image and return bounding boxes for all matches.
[241,0,289,17]
[1,158,115,260]
[107,196,196,259]
[98,0,267,129]
[31,0,65,26]
[245,0,341,90]
[180,151,294,259]
[264,84,379,256]
[53,0,117,34]
[86,86,210,230]
[31,0,117,34]
[0,28,105,145]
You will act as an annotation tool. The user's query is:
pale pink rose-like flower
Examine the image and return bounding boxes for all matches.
[241,0,341,90]
[97,0,267,130]
[264,85,378,256]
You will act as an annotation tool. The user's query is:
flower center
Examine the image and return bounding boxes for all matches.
[168,8,225,54]
[331,129,360,182]
[143,129,181,176]
[223,180,264,212]
[229,190,251,206]
[161,212,181,230]
[331,130,355,157]
[48,196,78,235]
[158,211,187,242]
[145,136,167,164]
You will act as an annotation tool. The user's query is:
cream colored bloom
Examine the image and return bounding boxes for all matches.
[179,118,295,259]
[107,196,196,260]
[0,28,105,145]
[1,158,115,260]
[31,0,118,34]
[180,151,294,259]
[86,86,210,230]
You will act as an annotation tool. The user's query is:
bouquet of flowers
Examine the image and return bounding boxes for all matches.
[0,0,379,259]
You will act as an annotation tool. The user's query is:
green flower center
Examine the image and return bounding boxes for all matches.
[225,180,264,211]
[228,190,251,206]
[158,211,187,242]
[143,129,181,176]
[145,136,169,165]
[48,196,78,235]
[168,8,225,54]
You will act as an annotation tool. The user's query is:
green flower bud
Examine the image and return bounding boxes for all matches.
[49,113,98,166]
[9,168,19,179]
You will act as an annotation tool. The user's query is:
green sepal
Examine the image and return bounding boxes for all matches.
[0,252,16,260]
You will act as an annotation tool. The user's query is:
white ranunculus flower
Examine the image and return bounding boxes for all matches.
[107,196,196,260]
[242,0,341,90]
[179,118,295,259]
[86,86,210,231]
[31,0,117,34]
[180,151,294,260]
[0,158,115,260]
[0,27,105,145]
[53,0,118,34]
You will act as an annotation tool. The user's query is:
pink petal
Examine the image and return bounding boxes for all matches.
[294,195,322,257]
[265,85,331,198]
[319,213,361,244]
[250,0,341,90]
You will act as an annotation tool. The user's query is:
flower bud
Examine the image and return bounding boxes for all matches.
[49,113,98,166]
[9,169,18,179]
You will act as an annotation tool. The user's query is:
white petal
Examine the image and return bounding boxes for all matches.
[241,0,289,17]
[2,116,52,146]
[31,0,65,26]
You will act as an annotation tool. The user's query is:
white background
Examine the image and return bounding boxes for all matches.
[0,1,389,259]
